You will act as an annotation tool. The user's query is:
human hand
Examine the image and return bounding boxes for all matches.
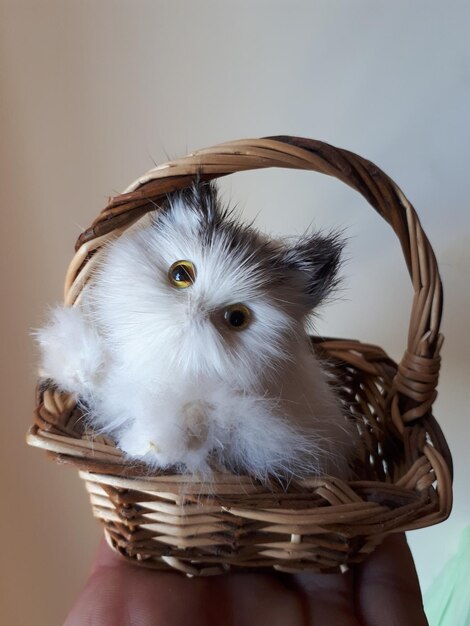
[64,533,428,626]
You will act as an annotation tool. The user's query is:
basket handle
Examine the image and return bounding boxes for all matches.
[65,136,443,426]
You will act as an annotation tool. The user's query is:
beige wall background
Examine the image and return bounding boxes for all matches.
[1,1,469,624]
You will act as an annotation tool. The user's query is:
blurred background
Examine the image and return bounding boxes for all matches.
[1,1,469,624]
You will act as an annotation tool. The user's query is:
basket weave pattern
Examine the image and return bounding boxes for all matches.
[28,137,452,576]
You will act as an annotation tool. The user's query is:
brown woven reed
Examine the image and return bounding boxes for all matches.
[27,136,452,576]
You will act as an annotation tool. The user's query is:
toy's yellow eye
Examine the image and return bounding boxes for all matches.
[223,304,251,331]
[168,260,196,288]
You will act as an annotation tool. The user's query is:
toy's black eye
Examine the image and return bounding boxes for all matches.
[168,260,196,288]
[223,304,251,330]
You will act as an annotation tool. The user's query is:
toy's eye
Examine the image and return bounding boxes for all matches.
[223,304,251,331]
[168,260,196,288]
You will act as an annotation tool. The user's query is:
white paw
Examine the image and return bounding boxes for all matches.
[35,306,104,395]
[118,426,161,459]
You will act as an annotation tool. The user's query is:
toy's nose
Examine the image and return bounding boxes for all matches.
[182,401,209,450]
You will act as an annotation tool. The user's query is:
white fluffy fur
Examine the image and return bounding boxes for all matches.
[35,307,104,398]
[36,189,358,482]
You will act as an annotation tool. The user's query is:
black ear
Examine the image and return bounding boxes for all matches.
[280,231,344,309]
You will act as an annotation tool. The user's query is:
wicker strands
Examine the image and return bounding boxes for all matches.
[27,136,452,576]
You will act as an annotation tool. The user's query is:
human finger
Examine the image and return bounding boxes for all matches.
[64,540,306,626]
[64,540,226,626]
[354,533,428,626]
[294,568,362,625]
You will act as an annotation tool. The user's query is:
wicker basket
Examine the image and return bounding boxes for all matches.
[27,136,452,576]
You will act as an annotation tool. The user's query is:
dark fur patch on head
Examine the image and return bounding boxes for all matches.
[167,181,282,278]
[174,179,221,227]
[164,181,344,308]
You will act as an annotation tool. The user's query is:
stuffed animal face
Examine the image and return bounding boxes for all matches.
[37,182,356,480]
[89,183,343,391]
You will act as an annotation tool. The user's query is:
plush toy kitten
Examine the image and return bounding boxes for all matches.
[36,182,358,481]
